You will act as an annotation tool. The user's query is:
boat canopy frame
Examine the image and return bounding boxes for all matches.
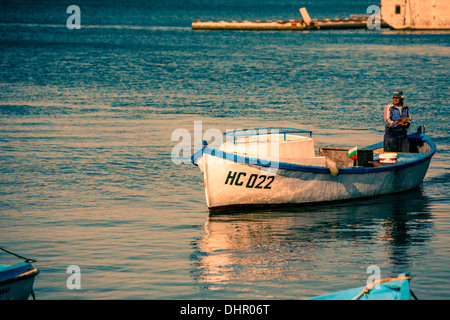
[223,127,313,144]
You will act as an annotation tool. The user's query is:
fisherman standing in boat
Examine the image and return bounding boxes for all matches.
[383,90,411,152]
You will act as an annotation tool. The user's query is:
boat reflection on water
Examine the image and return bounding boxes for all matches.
[191,188,434,299]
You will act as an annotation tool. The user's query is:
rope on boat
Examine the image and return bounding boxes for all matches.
[0,247,37,263]
[352,275,416,300]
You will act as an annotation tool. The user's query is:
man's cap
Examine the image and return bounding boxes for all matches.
[393,90,404,98]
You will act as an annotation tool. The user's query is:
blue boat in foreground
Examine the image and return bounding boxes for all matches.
[309,273,417,300]
[0,248,39,300]
[0,262,39,300]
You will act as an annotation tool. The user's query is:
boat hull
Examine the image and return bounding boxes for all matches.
[199,152,432,213]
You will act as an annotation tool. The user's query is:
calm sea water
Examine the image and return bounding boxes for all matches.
[0,0,449,300]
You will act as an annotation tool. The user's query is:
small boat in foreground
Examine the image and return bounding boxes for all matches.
[309,273,416,300]
[0,262,39,300]
[192,127,436,213]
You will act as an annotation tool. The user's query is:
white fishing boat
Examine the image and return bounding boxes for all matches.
[192,127,436,213]
[0,261,39,300]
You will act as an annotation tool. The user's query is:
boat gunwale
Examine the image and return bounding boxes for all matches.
[192,132,436,175]
[308,273,412,300]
